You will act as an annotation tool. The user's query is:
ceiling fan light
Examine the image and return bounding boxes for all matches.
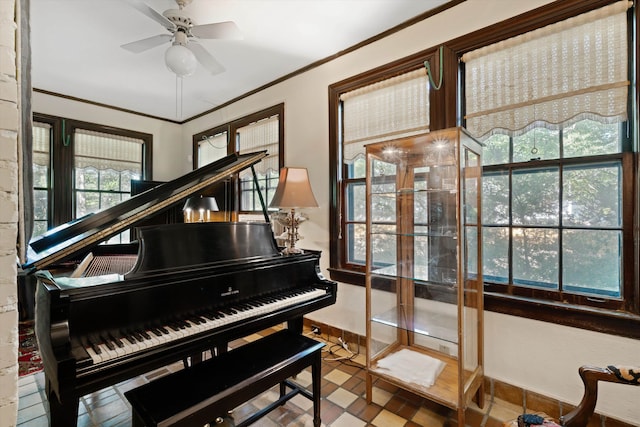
[165,44,197,77]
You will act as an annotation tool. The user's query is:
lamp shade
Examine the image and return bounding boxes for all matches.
[165,43,197,77]
[183,196,219,212]
[269,167,319,209]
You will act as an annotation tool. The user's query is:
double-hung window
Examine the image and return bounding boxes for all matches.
[31,114,152,241]
[192,103,284,214]
[74,129,145,222]
[342,70,430,267]
[236,115,281,210]
[329,58,444,284]
[462,0,635,315]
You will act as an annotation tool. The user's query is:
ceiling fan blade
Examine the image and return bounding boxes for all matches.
[187,43,225,75]
[191,21,242,40]
[121,34,173,53]
[128,0,176,31]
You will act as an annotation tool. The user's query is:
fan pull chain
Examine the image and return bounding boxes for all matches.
[175,75,184,119]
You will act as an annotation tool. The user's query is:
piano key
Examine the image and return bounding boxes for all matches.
[101,334,116,351]
[87,337,101,355]
[109,333,124,348]
[81,287,328,365]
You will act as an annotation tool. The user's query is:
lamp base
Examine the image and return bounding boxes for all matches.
[281,246,304,255]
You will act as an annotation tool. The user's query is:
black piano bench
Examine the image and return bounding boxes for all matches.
[125,329,325,427]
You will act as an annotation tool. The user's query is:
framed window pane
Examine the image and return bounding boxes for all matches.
[33,163,48,188]
[482,172,509,225]
[512,168,559,226]
[76,167,99,190]
[240,177,256,211]
[562,163,621,228]
[76,191,100,217]
[371,193,396,222]
[562,229,621,298]
[512,227,559,289]
[99,169,121,191]
[346,182,365,222]
[348,157,367,180]
[121,170,134,193]
[346,223,366,265]
[483,226,509,283]
[33,187,48,240]
[563,120,621,158]
[482,134,509,166]
[513,128,559,162]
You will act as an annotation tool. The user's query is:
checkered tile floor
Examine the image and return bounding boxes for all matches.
[16,326,499,427]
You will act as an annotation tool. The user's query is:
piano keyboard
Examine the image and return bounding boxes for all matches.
[82,287,327,364]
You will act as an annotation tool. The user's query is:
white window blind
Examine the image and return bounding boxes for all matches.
[237,115,279,175]
[74,129,143,173]
[462,0,632,140]
[33,122,51,167]
[341,68,429,162]
[198,131,227,167]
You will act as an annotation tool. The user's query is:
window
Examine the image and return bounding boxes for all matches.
[342,70,430,268]
[458,0,639,334]
[480,122,629,309]
[32,114,152,241]
[329,48,453,284]
[329,0,639,337]
[192,104,284,214]
[236,115,281,211]
[74,129,145,221]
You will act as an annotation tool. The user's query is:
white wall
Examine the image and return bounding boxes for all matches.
[33,0,640,424]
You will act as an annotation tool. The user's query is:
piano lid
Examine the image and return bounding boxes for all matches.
[24,150,268,271]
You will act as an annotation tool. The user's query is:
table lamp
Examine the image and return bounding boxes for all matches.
[183,196,219,223]
[269,167,318,254]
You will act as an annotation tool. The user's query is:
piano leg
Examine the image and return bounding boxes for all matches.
[312,349,322,427]
[45,379,79,427]
[287,317,303,334]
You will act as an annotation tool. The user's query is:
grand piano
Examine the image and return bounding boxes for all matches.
[23,151,337,427]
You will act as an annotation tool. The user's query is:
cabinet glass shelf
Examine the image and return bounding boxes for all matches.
[370,306,458,344]
[370,265,457,285]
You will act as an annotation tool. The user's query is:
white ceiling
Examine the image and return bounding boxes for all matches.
[31,0,449,122]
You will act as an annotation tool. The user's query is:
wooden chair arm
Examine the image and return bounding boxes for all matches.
[560,365,640,427]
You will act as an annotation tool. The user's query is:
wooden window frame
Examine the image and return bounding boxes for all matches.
[328,0,640,339]
[33,113,152,228]
[192,103,285,214]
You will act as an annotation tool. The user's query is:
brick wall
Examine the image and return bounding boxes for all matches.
[0,0,20,426]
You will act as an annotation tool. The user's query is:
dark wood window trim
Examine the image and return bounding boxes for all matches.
[33,113,152,227]
[328,0,640,339]
[192,103,285,214]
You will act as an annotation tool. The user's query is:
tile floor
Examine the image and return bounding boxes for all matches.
[16,326,516,427]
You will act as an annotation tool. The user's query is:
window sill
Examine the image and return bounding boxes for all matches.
[485,291,640,340]
[327,268,365,287]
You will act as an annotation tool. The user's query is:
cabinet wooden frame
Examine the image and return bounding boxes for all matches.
[364,127,484,426]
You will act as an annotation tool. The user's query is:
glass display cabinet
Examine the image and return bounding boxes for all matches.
[365,127,484,425]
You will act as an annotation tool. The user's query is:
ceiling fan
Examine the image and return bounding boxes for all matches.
[121,0,241,77]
